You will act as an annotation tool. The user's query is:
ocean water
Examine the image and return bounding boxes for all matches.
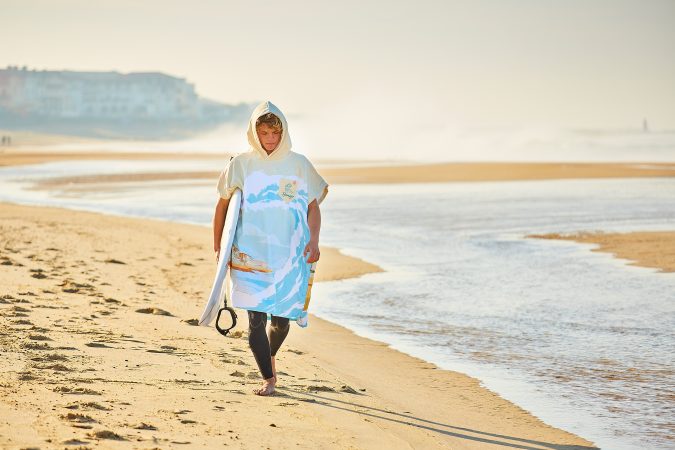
[0,160,674,449]
[312,179,675,450]
[31,125,675,163]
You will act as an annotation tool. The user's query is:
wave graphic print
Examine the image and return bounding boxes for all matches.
[229,170,311,319]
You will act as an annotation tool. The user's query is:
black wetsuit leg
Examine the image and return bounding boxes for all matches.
[247,310,273,379]
[269,315,290,357]
[247,311,291,379]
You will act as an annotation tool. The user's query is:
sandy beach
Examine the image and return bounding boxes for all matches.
[528,231,675,273]
[0,201,598,449]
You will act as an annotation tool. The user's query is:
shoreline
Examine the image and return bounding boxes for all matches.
[0,201,596,449]
[528,231,675,273]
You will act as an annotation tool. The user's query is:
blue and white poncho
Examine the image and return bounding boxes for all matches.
[216,101,329,328]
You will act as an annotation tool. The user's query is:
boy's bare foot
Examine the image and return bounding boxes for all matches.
[253,377,276,396]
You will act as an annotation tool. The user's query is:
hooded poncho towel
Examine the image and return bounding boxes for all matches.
[216,101,329,327]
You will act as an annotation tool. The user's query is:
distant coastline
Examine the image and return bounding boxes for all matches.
[0,65,257,139]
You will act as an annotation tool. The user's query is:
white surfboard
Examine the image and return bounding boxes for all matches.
[199,188,242,327]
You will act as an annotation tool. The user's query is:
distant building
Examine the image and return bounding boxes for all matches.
[0,65,211,119]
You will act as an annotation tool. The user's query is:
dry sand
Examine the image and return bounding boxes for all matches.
[529,231,675,273]
[0,202,597,449]
[321,161,675,184]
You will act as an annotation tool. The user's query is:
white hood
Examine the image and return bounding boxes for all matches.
[246,100,292,161]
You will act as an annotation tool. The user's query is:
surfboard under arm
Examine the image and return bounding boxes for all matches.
[198,189,242,327]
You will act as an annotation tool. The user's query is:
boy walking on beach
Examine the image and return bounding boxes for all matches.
[213,101,328,396]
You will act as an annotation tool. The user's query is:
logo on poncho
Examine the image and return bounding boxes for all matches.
[278,179,298,203]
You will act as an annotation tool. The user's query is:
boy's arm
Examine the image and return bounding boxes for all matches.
[213,196,230,261]
[304,199,322,263]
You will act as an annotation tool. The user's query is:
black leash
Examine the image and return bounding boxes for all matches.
[215,297,238,337]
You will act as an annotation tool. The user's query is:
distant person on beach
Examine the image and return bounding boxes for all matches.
[212,101,329,396]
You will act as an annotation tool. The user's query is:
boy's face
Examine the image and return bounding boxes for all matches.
[256,124,282,154]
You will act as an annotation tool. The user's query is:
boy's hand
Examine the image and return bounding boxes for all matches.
[303,240,320,263]
[215,245,220,263]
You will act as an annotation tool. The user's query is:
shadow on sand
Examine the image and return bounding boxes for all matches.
[277,387,599,450]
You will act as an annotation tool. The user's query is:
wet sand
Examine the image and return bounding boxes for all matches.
[0,202,597,449]
[528,231,675,273]
[0,150,227,168]
[2,149,675,184]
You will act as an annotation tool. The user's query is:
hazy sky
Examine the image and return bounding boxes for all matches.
[3,0,675,135]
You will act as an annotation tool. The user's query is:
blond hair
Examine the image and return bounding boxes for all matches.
[255,113,283,132]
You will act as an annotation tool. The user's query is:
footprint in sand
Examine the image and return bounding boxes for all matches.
[130,422,157,430]
[61,438,90,445]
[33,304,69,310]
[339,385,360,394]
[13,319,34,325]
[305,385,336,392]
[8,306,31,318]
[168,409,197,425]
[53,386,102,395]
[30,268,48,279]
[18,372,38,381]
[103,258,126,265]
[135,307,173,316]
[38,363,72,372]
[87,430,126,441]
[60,412,97,423]
[64,401,111,411]
[55,345,79,351]
[23,342,52,351]
[17,291,37,296]
[60,279,96,294]
[28,334,52,341]
[31,353,67,362]
[85,342,114,348]
[146,345,179,354]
